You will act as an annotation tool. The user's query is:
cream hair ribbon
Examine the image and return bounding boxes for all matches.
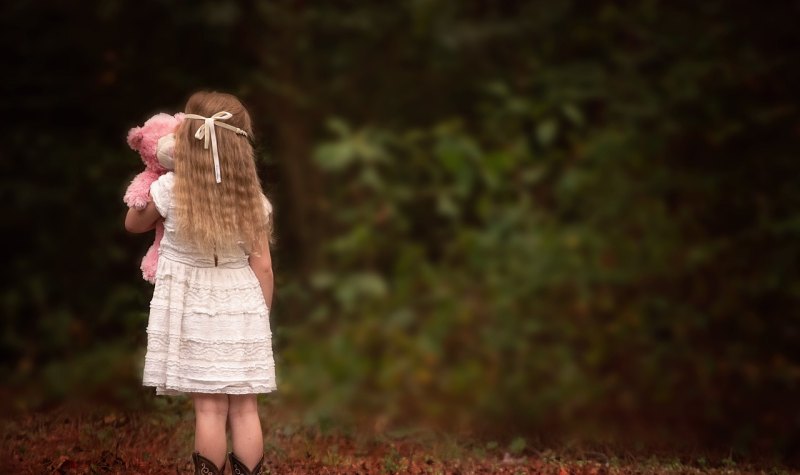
[184,111,249,183]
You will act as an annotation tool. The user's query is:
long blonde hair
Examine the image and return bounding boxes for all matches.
[172,91,271,255]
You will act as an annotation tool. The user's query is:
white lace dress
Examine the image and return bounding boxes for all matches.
[142,172,277,396]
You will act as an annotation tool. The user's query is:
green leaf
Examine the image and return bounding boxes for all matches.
[561,103,584,126]
[509,436,526,455]
[536,119,559,146]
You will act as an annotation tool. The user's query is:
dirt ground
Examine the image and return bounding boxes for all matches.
[1,401,794,475]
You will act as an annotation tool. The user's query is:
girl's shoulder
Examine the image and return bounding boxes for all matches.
[150,172,176,217]
[151,172,175,197]
[155,171,176,189]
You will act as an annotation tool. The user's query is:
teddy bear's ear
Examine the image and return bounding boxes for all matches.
[127,126,143,150]
[174,112,185,122]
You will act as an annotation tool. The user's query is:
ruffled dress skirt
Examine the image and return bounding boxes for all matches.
[143,256,277,396]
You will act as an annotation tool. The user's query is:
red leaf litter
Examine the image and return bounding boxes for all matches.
[0,401,787,474]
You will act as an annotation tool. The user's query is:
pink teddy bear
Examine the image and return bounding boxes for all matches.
[123,112,183,283]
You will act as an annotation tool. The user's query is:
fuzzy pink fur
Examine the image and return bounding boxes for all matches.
[124,112,184,284]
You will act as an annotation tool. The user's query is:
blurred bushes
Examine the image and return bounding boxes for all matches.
[2,0,799,462]
[270,0,800,458]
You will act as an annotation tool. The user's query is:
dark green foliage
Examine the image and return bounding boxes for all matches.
[2,0,798,463]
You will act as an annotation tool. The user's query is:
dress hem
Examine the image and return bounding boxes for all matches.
[144,383,278,396]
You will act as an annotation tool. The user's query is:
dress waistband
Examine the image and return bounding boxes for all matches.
[159,250,249,269]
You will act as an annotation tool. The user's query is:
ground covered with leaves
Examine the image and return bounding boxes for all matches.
[0,400,793,475]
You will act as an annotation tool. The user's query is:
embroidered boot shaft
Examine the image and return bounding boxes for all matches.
[228,451,266,475]
[192,451,225,475]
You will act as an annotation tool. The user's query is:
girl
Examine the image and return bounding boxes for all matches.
[125,91,276,475]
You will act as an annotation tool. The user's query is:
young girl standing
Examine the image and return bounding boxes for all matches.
[125,91,276,475]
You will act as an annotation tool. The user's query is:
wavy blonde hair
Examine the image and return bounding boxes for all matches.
[172,91,271,255]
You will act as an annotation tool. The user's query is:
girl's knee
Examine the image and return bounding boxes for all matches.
[193,393,229,416]
[228,394,259,417]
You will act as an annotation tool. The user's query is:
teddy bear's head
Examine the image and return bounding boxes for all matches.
[127,112,184,173]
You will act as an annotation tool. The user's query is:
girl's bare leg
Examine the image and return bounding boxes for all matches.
[192,393,229,469]
[228,394,264,469]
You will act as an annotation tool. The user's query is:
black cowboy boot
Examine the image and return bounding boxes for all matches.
[228,451,265,475]
[192,451,226,475]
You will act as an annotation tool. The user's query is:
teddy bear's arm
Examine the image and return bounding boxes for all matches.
[123,170,161,210]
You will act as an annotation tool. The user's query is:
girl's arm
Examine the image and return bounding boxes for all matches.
[125,200,161,233]
[248,239,274,308]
